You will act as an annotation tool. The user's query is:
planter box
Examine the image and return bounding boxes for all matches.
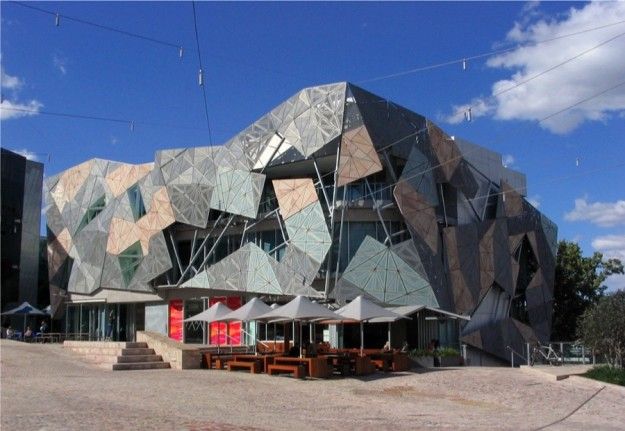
[440,356,463,367]
[412,355,434,368]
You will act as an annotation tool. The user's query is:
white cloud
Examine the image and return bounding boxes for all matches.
[592,234,625,291]
[0,99,43,120]
[604,274,625,292]
[14,148,39,161]
[527,194,540,208]
[1,65,22,89]
[0,63,43,121]
[502,154,515,167]
[565,198,625,227]
[444,1,625,134]
[591,234,625,259]
[53,54,67,75]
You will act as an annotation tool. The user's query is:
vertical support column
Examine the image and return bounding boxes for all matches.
[324,138,342,298]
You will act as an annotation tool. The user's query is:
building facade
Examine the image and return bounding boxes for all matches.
[1,148,45,310]
[44,83,557,362]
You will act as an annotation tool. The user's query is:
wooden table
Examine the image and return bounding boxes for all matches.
[233,354,277,374]
[273,356,331,378]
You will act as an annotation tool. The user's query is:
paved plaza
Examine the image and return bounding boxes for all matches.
[1,340,624,430]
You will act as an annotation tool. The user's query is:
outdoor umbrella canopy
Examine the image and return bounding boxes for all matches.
[256,295,344,322]
[2,302,46,335]
[220,298,272,322]
[184,302,233,352]
[335,295,404,322]
[335,295,406,356]
[221,298,273,353]
[256,295,346,357]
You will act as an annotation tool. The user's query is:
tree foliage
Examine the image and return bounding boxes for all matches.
[578,291,625,368]
[552,240,623,341]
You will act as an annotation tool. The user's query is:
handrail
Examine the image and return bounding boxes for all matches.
[506,345,527,367]
[238,327,272,351]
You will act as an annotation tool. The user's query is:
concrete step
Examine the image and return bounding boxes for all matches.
[121,348,155,356]
[65,347,123,356]
[83,355,119,364]
[63,341,148,348]
[125,342,148,349]
[117,354,163,363]
[113,362,171,371]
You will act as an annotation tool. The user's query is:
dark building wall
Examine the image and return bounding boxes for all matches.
[1,148,44,308]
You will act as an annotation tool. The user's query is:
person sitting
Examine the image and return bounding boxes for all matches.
[24,326,33,341]
[288,343,300,357]
[40,320,48,334]
[400,341,409,353]
[6,326,14,339]
[382,340,392,352]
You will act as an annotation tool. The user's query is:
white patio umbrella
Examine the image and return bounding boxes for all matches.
[1,302,46,336]
[335,295,405,356]
[256,295,346,357]
[184,302,233,353]
[221,298,273,353]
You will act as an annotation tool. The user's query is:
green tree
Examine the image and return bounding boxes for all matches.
[578,291,625,368]
[551,240,623,341]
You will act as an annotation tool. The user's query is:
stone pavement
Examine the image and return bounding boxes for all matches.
[520,364,593,381]
[2,340,624,430]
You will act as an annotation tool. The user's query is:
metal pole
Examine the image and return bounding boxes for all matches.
[365,178,391,242]
[387,322,391,347]
[312,157,331,210]
[174,213,224,284]
[333,186,348,289]
[324,141,342,298]
[511,350,514,368]
[360,321,364,357]
[299,322,303,358]
[526,343,531,366]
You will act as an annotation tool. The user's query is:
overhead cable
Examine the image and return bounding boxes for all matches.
[0,106,207,131]
[359,19,625,84]
[191,1,213,145]
[459,30,625,122]
[11,1,183,52]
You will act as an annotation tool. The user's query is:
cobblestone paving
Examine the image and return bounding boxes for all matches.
[2,340,624,430]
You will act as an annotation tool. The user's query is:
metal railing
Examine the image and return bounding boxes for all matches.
[524,342,603,366]
[506,345,528,368]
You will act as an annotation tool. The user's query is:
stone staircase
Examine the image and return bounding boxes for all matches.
[64,341,171,370]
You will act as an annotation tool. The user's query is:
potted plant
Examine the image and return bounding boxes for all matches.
[438,347,463,366]
[409,348,434,368]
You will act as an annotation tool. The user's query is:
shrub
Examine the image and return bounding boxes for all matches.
[583,365,625,386]
[438,347,460,357]
[577,290,625,368]
[410,348,433,357]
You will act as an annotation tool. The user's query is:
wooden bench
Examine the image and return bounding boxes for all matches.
[214,356,233,370]
[228,360,261,374]
[203,353,234,369]
[267,364,305,379]
[370,358,389,372]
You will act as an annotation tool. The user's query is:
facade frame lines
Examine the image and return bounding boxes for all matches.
[174,212,224,286]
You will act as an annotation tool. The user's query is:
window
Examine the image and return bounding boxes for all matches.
[118,241,143,286]
[127,184,146,221]
[76,195,106,234]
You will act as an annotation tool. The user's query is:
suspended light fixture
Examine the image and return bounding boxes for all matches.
[179,47,184,59]
[198,68,204,87]
[464,107,472,122]
[130,121,135,132]
[55,13,60,27]
[462,58,467,71]
[576,157,580,167]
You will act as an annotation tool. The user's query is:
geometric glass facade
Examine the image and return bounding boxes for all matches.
[44,82,557,361]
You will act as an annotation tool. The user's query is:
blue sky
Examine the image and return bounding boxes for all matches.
[1,1,624,289]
